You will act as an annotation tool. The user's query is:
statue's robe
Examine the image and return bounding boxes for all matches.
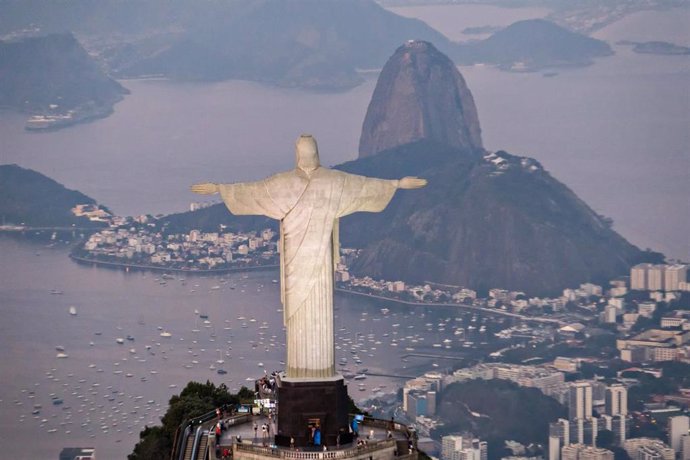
[219,168,397,378]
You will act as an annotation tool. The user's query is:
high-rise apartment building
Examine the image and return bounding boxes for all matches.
[631,264,652,290]
[665,264,688,292]
[668,416,690,454]
[605,384,627,416]
[441,435,487,460]
[569,382,593,421]
[648,265,666,291]
[442,436,464,460]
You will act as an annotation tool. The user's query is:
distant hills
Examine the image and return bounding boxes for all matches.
[0,164,107,228]
[160,41,657,295]
[106,0,453,90]
[0,1,613,92]
[0,33,128,130]
[452,19,613,71]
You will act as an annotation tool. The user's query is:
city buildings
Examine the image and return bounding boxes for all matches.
[440,435,487,460]
[623,438,675,460]
[445,363,566,400]
[630,264,689,292]
[617,329,690,363]
[668,416,690,456]
[561,444,613,460]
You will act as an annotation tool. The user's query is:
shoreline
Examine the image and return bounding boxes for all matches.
[67,254,564,324]
[68,254,279,276]
[335,288,564,325]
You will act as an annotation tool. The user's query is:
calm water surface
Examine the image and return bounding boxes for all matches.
[0,236,491,458]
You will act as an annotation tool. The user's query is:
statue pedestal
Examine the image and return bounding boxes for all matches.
[275,373,351,448]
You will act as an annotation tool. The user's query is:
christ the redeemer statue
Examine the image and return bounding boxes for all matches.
[191,134,426,379]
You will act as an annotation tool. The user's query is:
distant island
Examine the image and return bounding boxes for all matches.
[0,33,128,131]
[452,19,613,72]
[631,41,690,55]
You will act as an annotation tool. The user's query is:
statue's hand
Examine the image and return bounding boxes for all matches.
[190,182,219,195]
[398,177,427,189]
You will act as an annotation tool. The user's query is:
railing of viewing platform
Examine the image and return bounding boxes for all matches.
[231,414,415,459]
[234,438,397,459]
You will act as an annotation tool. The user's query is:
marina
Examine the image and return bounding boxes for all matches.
[0,236,542,458]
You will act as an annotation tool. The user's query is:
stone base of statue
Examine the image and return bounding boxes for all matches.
[274,373,352,448]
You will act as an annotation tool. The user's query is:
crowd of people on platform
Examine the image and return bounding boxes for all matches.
[256,373,277,396]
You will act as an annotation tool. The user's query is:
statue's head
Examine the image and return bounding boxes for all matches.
[295,134,320,174]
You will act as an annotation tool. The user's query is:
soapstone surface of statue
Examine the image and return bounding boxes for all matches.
[191,134,426,379]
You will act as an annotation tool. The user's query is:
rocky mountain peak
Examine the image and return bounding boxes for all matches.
[358,40,483,158]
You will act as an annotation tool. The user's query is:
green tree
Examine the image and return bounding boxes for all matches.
[129,381,246,460]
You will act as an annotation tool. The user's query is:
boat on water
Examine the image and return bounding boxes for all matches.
[354,374,367,380]
[160,331,172,338]
[217,369,228,375]
[115,338,125,344]
[56,352,68,359]
[55,345,65,352]
[68,306,77,316]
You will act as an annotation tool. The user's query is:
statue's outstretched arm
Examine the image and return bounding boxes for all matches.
[397,177,427,190]
[190,182,219,195]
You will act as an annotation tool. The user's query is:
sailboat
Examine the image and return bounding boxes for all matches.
[68,306,77,316]
[216,349,224,364]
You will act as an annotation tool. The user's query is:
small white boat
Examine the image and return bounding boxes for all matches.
[56,353,69,359]
[115,338,125,344]
[69,306,77,316]
[160,331,172,338]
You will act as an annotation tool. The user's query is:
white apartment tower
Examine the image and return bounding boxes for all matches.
[668,416,690,455]
[605,384,627,416]
[442,436,464,460]
[631,264,652,290]
[569,382,593,420]
[665,264,688,291]
[648,265,666,291]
